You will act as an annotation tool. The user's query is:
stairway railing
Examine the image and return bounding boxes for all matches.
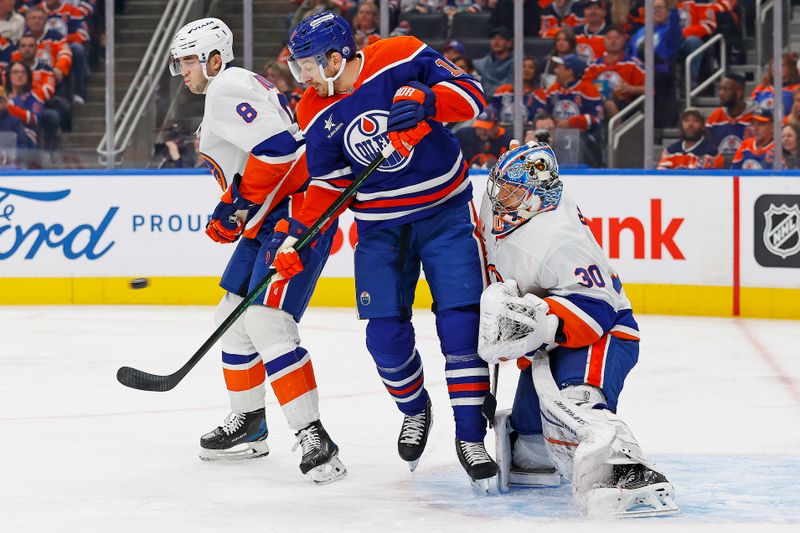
[97,0,198,161]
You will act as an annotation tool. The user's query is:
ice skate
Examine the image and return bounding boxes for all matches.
[199,408,269,461]
[455,438,498,494]
[398,400,433,471]
[293,420,347,485]
[581,463,679,518]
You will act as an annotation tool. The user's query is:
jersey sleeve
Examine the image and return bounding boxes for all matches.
[539,240,622,348]
[292,126,355,230]
[400,39,487,123]
[207,78,305,204]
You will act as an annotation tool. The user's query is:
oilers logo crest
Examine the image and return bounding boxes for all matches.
[553,99,580,120]
[344,110,413,172]
[597,70,623,90]
[718,134,742,156]
[576,43,595,64]
[741,158,764,170]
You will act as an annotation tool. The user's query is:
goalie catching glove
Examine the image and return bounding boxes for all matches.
[477,280,559,364]
[206,174,261,243]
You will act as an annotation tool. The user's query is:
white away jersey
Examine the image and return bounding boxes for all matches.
[198,67,309,237]
[479,190,639,348]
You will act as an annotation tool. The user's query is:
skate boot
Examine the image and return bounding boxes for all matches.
[456,438,498,494]
[199,408,269,461]
[292,420,347,485]
[581,463,679,518]
[397,399,433,471]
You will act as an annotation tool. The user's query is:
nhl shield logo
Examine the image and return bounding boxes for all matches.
[763,204,800,259]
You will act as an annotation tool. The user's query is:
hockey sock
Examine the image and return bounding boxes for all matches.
[222,351,267,413]
[215,294,266,413]
[445,353,489,442]
[436,306,488,442]
[367,317,429,415]
[263,346,320,431]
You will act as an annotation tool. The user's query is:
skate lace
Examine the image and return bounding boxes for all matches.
[221,412,246,436]
[459,441,492,465]
[399,412,427,445]
[292,425,321,456]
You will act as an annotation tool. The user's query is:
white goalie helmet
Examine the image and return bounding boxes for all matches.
[169,18,234,79]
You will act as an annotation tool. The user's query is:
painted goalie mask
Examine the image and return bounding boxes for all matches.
[486,141,563,236]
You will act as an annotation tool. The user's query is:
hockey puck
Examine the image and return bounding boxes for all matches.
[130,278,149,290]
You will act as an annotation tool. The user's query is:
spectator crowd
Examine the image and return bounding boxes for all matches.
[0,0,101,158]
[274,0,800,170]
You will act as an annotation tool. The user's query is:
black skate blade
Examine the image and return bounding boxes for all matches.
[116,366,175,392]
[481,393,497,428]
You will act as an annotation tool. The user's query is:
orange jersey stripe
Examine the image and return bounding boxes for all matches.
[223,363,266,392]
[447,382,489,393]
[610,330,640,341]
[351,163,467,210]
[586,334,609,388]
[270,360,318,405]
[546,436,579,447]
[386,375,425,396]
[544,297,602,348]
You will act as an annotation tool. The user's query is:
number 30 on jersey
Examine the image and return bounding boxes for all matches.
[575,265,605,288]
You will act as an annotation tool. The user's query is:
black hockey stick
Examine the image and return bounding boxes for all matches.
[117,144,396,392]
[481,363,499,428]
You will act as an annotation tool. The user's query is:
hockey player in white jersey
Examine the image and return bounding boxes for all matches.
[168,18,346,484]
[476,141,678,517]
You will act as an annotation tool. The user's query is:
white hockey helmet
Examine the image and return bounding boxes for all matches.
[169,18,234,79]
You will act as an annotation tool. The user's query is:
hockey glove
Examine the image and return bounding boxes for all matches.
[387,81,436,132]
[268,218,315,279]
[387,121,432,157]
[477,281,559,365]
[206,174,261,243]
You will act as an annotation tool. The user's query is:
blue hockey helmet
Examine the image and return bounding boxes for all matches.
[487,141,563,236]
[287,11,356,94]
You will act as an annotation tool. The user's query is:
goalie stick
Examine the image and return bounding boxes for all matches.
[117,143,397,392]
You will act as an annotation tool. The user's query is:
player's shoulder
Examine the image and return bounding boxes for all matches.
[360,35,427,76]
[206,67,270,103]
[706,106,725,120]
[296,86,331,131]
[577,80,601,97]
[494,83,512,96]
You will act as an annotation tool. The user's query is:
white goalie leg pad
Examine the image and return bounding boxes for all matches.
[214,293,265,413]
[243,305,320,430]
[530,351,678,518]
[495,409,561,492]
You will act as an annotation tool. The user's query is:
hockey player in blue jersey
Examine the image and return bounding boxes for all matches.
[270,11,498,489]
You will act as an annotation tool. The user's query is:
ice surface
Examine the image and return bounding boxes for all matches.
[1,306,798,532]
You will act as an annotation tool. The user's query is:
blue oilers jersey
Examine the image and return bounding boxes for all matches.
[294,36,486,233]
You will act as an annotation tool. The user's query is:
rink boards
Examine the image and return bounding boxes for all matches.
[1,168,799,319]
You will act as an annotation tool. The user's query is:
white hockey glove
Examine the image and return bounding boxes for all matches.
[478,280,559,365]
